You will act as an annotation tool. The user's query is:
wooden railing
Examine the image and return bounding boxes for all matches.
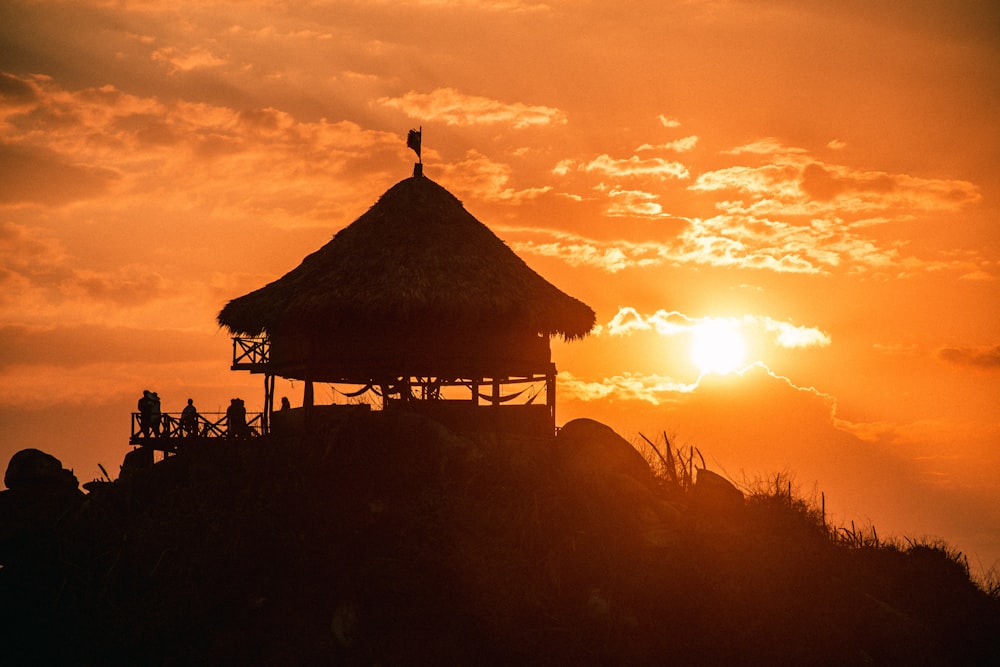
[231,337,269,371]
[129,411,264,444]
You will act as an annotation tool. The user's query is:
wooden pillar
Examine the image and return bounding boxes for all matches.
[546,363,557,433]
[263,373,275,434]
[303,380,314,408]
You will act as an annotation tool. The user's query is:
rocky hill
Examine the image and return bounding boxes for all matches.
[1,411,997,665]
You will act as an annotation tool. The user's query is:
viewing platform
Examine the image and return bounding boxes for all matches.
[129,411,264,453]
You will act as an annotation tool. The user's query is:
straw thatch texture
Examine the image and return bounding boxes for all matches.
[217,176,595,341]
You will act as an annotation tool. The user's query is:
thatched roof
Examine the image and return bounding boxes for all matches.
[217,176,595,340]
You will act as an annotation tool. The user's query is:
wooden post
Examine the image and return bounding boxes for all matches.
[304,380,314,408]
[546,364,557,433]
[263,373,274,434]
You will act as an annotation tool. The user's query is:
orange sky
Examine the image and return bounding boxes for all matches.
[2,1,998,573]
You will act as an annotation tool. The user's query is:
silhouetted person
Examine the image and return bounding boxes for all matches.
[280,396,291,411]
[149,391,162,437]
[226,398,248,438]
[181,398,199,437]
[137,390,153,437]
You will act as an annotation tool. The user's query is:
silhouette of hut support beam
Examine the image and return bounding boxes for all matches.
[218,176,595,436]
[231,336,276,433]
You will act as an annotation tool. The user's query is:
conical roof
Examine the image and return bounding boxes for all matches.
[217,176,595,340]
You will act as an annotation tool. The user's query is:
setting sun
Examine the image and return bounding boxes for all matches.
[690,319,747,375]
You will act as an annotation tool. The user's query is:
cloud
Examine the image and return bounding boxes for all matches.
[503,211,912,276]
[502,226,662,272]
[578,154,689,180]
[936,344,1000,370]
[377,88,566,128]
[761,317,832,348]
[798,162,981,211]
[509,239,633,272]
[0,324,217,370]
[0,143,119,205]
[436,150,552,203]
[636,135,699,153]
[723,138,809,156]
[0,71,40,105]
[606,306,654,335]
[151,46,227,73]
[603,307,832,350]
[603,187,665,217]
[558,370,698,405]
[693,143,981,215]
[678,139,984,275]
[0,73,402,221]
[0,221,165,307]
[549,135,983,276]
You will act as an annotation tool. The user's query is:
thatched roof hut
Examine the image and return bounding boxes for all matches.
[218,175,594,432]
[219,176,594,341]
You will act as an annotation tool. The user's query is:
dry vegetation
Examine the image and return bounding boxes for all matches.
[1,412,997,665]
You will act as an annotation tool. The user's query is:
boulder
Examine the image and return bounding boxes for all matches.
[1,449,83,567]
[4,448,79,493]
[556,418,656,488]
[692,468,744,513]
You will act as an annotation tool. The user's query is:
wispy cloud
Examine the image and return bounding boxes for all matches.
[151,46,227,73]
[558,370,698,405]
[936,344,1000,370]
[377,88,566,128]
[575,154,689,180]
[0,73,401,218]
[694,141,981,215]
[678,139,984,275]
[603,307,832,350]
[0,144,119,206]
[502,226,664,272]
[0,221,166,308]
[437,150,552,202]
[636,135,699,153]
[603,187,665,217]
[544,136,984,275]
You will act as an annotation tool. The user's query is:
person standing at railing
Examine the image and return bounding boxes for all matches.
[226,397,248,438]
[181,398,199,437]
[138,390,153,437]
[149,391,162,437]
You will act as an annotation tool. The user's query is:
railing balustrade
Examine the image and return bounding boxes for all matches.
[130,411,264,443]
[231,337,269,369]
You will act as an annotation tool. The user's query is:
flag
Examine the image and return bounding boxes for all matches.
[407,128,421,160]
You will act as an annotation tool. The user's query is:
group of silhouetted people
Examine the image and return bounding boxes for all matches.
[136,391,258,439]
[138,391,201,437]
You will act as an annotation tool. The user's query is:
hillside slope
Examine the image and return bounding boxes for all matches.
[1,411,998,665]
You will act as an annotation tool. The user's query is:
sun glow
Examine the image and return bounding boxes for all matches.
[690,319,747,375]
